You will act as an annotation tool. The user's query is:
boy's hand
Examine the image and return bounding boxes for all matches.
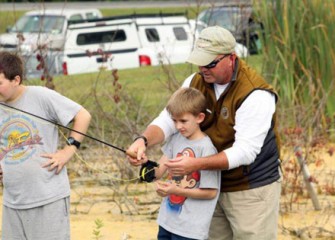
[41,146,76,174]
[155,181,170,197]
[155,180,178,197]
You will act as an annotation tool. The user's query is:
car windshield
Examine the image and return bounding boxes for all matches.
[198,7,251,33]
[10,15,65,34]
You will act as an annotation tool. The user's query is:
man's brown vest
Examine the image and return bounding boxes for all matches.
[190,59,281,192]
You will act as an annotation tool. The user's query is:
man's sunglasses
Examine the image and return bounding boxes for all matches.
[202,54,230,69]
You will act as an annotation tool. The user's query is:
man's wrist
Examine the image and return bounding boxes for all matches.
[133,135,148,147]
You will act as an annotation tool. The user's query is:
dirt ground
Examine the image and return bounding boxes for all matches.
[0,144,334,239]
[0,191,334,240]
[69,190,335,240]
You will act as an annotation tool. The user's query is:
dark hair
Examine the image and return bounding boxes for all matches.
[0,51,24,83]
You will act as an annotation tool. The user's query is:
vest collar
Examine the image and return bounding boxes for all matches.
[231,57,239,82]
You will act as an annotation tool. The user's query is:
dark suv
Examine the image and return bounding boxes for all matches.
[197,5,263,54]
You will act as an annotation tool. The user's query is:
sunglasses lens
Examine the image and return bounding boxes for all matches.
[202,54,230,69]
[204,61,217,69]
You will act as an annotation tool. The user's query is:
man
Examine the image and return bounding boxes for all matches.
[0,51,91,240]
[127,26,281,239]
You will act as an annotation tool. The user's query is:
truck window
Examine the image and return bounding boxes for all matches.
[10,15,65,34]
[76,30,127,45]
[145,28,160,42]
[85,12,100,19]
[173,27,187,41]
[69,14,83,21]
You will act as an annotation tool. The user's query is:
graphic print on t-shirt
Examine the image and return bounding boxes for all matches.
[0,114,42,164]
[168,147,200,212]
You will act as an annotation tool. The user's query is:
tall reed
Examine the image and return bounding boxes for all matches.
[256,0,335,139]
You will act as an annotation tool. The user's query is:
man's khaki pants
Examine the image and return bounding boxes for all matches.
[209,178,282,240]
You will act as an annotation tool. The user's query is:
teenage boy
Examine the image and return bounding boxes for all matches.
[0,51,91,240]
[140,87,220,240]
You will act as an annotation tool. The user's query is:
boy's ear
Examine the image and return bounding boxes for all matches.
[14,75,22,85]
[197,112,206,124]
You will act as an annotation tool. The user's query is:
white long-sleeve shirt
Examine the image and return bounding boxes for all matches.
[150,73,276,170]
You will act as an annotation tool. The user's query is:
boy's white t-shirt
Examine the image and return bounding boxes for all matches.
[0,86,81,209]
[157,133,220,240]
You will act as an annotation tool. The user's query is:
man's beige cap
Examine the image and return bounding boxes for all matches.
[187,26,236,66]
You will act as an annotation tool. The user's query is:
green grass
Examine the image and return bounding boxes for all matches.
[28,64,193,117]
[0,10,25,33]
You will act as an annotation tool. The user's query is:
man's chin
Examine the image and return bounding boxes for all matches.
[203,76,215,83]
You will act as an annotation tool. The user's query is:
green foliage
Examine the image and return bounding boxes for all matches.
[255,0,335,140]
[92,218,104,240]
[0,10,25,34]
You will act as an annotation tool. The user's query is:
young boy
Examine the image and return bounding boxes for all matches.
[140,87,220,240]
[0,51,91,239]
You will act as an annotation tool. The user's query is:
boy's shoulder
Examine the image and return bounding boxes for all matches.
[26,85,60,96]
[26,85,50,92]
[23,86,67,106]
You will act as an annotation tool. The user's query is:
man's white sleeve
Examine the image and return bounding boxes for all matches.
[224,90,276,169]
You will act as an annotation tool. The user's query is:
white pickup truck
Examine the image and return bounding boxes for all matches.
[62,13,248,75]
[0,8,102,53]
[62,13,194,75]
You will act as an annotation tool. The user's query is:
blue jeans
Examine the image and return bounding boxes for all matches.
[158,226,198,240]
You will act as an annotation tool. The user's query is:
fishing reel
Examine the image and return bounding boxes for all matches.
[139,160,159,183]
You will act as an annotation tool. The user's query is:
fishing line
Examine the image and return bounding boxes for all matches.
[58,130,142,182]
[0,102,156,182]
[0,102,128,154]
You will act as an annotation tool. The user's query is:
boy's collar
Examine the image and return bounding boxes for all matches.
[6,85,26,104]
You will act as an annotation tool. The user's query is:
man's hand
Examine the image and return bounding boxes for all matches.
[164,156,199,176]
[126,138,147,166]
[41,147,76,174]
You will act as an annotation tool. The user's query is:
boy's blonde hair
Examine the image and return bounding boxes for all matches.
[166,87,207,117]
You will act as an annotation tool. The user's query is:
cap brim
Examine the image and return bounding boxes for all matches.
[186,49,217,66]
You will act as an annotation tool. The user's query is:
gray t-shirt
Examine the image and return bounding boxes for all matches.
[157,133,220,240]
[0,86,81,209]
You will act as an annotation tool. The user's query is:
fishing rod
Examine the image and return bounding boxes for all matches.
[0,102,135,157]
